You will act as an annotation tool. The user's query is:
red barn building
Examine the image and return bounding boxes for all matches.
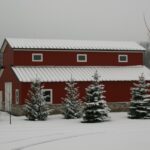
[0,38,150,115]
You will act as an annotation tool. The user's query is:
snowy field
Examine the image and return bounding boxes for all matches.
[0,112,150,150]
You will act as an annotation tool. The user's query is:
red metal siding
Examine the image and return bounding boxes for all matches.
[13,51,144,66]
[104,81,133,102]
[0,43,144,107]
[20,81,134,105]
[0,68,21,105]
[0,44,21,106]
[20,83,29,105]
[3,44,14,67]
[21,82,66,105]
[76,81,133,102]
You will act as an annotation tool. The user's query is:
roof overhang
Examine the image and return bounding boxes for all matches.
[1,39,8,53]
[12,66,150,82]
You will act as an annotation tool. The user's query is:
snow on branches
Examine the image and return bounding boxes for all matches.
[62,77,82,119]
[24,79,49,121]
[128,74,150,119]
[82,71,110,123]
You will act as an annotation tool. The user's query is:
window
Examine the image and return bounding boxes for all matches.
[118,55,128,62]
[42,89,53,103]
[77,54,87,62]
[15,89,19,104]
[32,53,43,62]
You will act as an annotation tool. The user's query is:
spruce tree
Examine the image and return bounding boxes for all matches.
[128,74,150,119]
[24,79,49,121]
[62,77,82,119]
[82,71,110,123]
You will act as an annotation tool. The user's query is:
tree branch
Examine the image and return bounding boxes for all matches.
[143,14,150,33]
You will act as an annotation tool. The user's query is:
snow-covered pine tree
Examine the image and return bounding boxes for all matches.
[82,71,110,123]
[24,79,49,121]
[62,77,82,119]
[128,74,150,119]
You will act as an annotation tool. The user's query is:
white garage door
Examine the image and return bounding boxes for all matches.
[5,82,12,112]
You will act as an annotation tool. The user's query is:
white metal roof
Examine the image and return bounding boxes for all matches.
[6,38,145,51]
[12,66,150,82]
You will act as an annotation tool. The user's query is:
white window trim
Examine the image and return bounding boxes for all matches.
[77,54,87,62]
[42,89,53,104]
[118,55,128,63]
[15,89,19,104]
[32,53,43,62]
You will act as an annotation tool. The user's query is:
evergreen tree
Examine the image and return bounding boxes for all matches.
[62,77,82,119]
[128,74,150,119]
[24,79,49,121]
[82,71,110,123]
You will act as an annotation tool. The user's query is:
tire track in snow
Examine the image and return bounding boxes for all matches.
[1,133,63,144]
[13,131,104,150]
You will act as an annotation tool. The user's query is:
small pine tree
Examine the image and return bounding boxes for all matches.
[62,77,82,119]
[128,74,150,119]
[24,79,49,121]
[82,71,110,123]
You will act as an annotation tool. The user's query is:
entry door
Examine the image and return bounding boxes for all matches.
[0,91,2,110]
[5,82,12,111]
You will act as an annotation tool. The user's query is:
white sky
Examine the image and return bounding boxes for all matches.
[0,0,150,44]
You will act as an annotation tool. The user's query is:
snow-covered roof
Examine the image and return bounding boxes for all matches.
[5,38,145,51]
[12,66,150,82]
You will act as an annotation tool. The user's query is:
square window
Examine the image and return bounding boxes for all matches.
[77,54,87,62]
[32,53,43,62]
[118,55,128,62]
[42,89,53,103]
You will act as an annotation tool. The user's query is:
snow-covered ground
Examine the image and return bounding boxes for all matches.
[0,112,150,150]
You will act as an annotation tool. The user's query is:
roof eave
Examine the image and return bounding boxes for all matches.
[18,79,150,83]
[12,47,145,52]
[1,39,8,53]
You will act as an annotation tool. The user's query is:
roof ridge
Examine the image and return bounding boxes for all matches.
[6,37,139,43]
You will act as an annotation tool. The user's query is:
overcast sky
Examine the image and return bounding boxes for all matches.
[0,0,150,45]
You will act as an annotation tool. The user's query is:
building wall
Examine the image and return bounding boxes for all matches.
[0,68,21,106]
[0,44,21,107]
[13,50,144,66]
[20,81,133,105]
[0,42,144,113]
[3,44,13,67]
